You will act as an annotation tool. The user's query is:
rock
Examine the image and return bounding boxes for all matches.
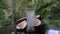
[45,29,60,34]
[11,32,15,34]
[45,24,60,34]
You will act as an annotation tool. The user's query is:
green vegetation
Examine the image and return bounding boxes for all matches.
[0,0,60,34]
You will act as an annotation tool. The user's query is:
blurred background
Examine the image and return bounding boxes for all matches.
[0,0,60,34]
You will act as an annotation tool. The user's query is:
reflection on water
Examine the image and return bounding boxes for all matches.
[0,26,16,34]
[16,32,41,34]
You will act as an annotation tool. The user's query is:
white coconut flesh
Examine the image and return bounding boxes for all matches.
[16,19,41,29]
[34,19,41,26]
[16,20,27,29]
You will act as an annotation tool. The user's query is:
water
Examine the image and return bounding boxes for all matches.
[25,8,35,32]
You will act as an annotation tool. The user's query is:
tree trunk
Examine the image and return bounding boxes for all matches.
[3,0,16,32]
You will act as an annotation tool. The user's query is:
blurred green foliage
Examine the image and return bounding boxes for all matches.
[0,0,60,34]
[35,0,60,25]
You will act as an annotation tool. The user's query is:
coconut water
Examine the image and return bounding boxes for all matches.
[25,8,35,32]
